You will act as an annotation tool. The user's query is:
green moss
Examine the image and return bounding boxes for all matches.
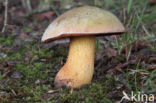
[23,27,32,32]
[0,35,16,46]
[0,37,6,43]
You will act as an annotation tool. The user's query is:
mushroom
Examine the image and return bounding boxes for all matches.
[41,6,125,88]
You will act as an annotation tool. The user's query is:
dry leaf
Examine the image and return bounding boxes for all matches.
[150,0,156,6]
[148,65,156,70]
[33,11,55,20]
[20,32,28,38]
[149,57,156,63]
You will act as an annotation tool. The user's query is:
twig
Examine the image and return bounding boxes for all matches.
[107,58,139,74]
[26,0,32,12]
[1,0,8,33]
[21,0,32,13]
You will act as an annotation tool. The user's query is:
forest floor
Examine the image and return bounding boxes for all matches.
[0,0,156,103]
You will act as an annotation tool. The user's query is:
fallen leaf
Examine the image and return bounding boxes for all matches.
[148,65,156,70]
[150,0,156,6]
[7,25,15,30]
[149,57,156,63]
[20,32,28,38]
[2,70,10,78]
[33,11,55,20]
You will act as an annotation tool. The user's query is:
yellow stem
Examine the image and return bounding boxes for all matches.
[55,36,96,88]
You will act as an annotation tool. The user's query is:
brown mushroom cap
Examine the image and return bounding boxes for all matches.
[42,6,125,43]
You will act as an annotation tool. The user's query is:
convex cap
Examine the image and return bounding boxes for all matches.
[42,6,125,43]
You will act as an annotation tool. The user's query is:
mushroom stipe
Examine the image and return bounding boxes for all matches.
[41,6,125,88]
[55,36,96,88]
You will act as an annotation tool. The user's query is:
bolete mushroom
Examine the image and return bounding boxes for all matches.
[41,6,125,88]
